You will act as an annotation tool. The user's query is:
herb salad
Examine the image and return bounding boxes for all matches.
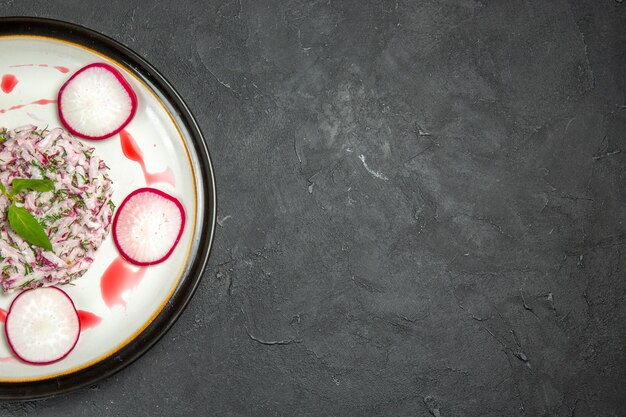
[0,125,114,292]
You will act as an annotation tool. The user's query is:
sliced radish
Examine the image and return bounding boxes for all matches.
[5,287,80,365]
[58,62,137,140]
[113,188,186,266]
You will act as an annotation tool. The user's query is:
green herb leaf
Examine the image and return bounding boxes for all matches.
[10,178,54,196]
[7,202,52,251]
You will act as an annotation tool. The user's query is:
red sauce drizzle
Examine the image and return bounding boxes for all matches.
[0,99,55,114]
[9,64,70,74]
[100,257,147,308]
[1,74,18,93]
[119,129,175,186]
[77,310,102,331]
[32,99,56,105]
[1,310,14,361]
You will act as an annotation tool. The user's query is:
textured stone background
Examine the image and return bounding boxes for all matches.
[1,0,625,416]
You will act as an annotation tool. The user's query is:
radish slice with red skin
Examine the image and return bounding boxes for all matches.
[5,287,80,365]
[58,63,137,140]
[113,188,186,266]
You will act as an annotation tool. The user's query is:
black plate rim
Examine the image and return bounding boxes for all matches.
[0,16,216,400]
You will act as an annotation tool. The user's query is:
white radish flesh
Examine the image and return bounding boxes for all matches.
[113,188,185,266]
[58,63,137,140]
[5,287,80,364]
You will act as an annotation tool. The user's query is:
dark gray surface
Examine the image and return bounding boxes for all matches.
[1,0,625,415]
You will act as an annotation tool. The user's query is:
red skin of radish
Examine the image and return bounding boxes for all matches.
[57,62,138,140]
[4,287,81,365]
[112,187,186,266]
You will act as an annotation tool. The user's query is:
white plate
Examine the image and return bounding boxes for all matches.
[0,17,216,398]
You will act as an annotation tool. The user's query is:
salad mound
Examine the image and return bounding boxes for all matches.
[0,125,114,292]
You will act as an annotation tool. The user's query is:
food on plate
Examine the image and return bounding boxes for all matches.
[0,177,55,251]
[58,62,137,140]
[0,126,114,292]
[4,286,80,364]
[113,187,185,265]
[0,55,186,367]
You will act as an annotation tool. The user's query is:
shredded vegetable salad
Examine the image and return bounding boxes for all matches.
[0,125,114,292]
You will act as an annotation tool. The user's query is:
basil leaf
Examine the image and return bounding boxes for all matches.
[7,202,52,251]
[10,178,54,196]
